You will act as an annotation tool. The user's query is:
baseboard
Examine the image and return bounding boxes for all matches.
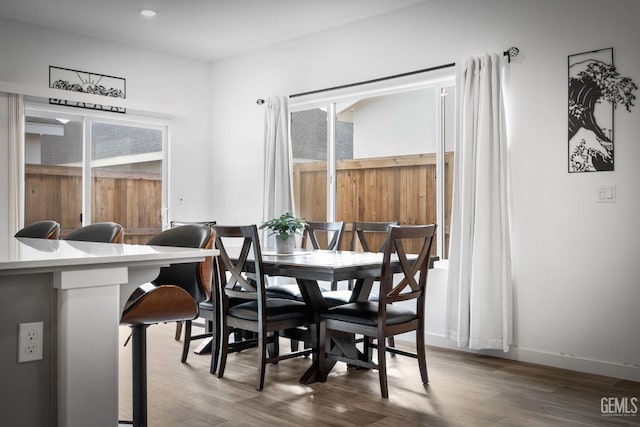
[412,333,640,382]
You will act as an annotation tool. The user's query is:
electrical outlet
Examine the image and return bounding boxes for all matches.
[18,321,43,363]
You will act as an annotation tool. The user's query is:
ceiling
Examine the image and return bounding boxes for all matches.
[0,0,427,63]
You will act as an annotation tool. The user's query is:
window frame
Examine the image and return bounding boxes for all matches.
[289,71,455,260]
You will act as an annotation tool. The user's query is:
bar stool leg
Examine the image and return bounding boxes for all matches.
[131,325,148,427]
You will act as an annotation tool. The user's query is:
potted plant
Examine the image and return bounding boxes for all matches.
[259,212,305,254]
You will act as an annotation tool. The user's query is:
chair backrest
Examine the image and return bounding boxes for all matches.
[213,225,267,310]
[302,221,345,251]
[350,221,399,253]
[15,220,60,239]
[64,222,124,243]
[146,224,215,303]
[378,224,436,311]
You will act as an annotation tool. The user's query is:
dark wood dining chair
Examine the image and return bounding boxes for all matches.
[301,220,345,255]
[266,220,346,302]
[170,220,216,342]
[267,221,345,301]
[120,224,214,427]
[318,221,399,307]
[14,220,60,239]
[351,220,399,253]
[264,220,346,351]
[343,221,400,349]
[318,224,436,398]
[214,224,312,390]
[64,221,124,243]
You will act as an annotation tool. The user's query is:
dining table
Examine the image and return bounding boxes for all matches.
[258,249,434,384]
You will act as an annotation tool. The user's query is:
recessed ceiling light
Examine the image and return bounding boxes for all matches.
[139,9,157,18]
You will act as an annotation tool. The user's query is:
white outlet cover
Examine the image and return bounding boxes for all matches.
[18,321,43,363]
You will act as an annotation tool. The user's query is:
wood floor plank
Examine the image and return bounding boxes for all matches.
[118,323,640,426]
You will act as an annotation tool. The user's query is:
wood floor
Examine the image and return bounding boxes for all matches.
[118,322,640,426]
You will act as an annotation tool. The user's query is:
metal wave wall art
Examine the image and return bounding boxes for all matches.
[568,48,637,173]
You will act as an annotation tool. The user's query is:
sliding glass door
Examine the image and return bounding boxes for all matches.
[24,106,168,243]
[89,121,164,243]
[24,111,84,235]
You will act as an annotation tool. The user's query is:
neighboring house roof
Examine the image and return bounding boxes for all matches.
[291,109,353,161]
[26,116,162,166]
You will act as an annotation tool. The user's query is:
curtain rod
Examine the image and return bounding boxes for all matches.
[289,62,455,99]
[256,47,519,104]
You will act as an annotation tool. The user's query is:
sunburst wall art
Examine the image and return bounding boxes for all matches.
[49,66,126,113]
[568,48,637,172]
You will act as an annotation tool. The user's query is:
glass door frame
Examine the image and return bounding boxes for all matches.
[23,102,171,231]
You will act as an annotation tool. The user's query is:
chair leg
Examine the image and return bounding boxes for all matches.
[174,321,182,341]
[210,320,220,375]
[387,336,396,356]
[362,336,371,361]
[131,325,149,427]
[217,326,230,379]
[269,331,280,363]
[257,332,266,391]
[181,320,192,363]
[317,319,328,382]
[377,332,388,399]
[416,327,429,384]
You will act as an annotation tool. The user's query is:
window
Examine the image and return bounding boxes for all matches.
[23,105,168,244]
[290,71,455,259]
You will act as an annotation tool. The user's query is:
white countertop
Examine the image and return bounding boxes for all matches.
[0,237,217,274]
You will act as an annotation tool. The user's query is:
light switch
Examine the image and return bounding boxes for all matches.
[597,185,616,203]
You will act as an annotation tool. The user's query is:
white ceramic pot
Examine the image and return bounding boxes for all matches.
[275,236,295,254]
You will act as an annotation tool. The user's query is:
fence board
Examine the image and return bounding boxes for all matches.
[25,164,161,243]
[293,152,453,254]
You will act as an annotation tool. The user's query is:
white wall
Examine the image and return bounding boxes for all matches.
[0,17,213,255]
[210,0,640,380]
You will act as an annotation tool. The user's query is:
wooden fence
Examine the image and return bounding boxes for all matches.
[24,164,162,244]
[293,152,453,254]
[25,152,453,250]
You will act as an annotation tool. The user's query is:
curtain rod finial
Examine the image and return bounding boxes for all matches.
[503,47,520,63]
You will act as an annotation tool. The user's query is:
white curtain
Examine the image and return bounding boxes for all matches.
[446,53,513,352]
[262,96,294,250]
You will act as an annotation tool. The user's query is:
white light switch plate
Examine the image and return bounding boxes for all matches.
[597,185,616,203]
